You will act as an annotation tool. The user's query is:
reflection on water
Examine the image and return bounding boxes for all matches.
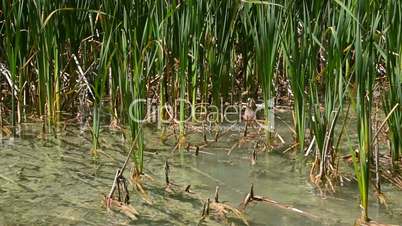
[0,123,401,225]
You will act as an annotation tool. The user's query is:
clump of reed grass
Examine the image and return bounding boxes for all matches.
[384,1,402,169]
[1,1,402,222]
[250,1,282,141]
[351,2,380,221]
[282,0,311,152]
[308,0,353,190]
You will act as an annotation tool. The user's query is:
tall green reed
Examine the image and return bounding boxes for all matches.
[188,1,206,120]
[352,4,380,221]
[205,0,239,108]
[1,2,401,213]
[177,2,191,143]
[308,0,353,187]
[250,1,282,140]
[91,0,116,152]
[1,0,25,134]
[121,0,157,172]
[282,1,312,152]
[384,1,402,168]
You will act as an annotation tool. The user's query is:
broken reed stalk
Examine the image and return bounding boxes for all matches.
[108,169,122,200]
[107,139,136,201]
[371,103,399,145]
[201,198,210,217]
[162,160,193,193]
[251,149,257,166]
[0,100,3,137]
[184,185,191,193]
[242,184,319,220]
[214,186,220,203]
[199,186,249,225]
[165,161,170,186]
[374,104,381,195]
[0,174,36,192]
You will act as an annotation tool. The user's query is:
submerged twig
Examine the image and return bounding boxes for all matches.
[0,174,36,192]
[241,184,319,220]
[226,142,238,155]
[282,142,299,153]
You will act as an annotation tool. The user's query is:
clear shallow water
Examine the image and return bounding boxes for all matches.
[0,123,401,226]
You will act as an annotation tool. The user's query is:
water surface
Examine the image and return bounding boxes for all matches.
[0,123,401,225]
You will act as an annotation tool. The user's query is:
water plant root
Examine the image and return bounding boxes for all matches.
[104,144,144,217]
[102,196,139,221]
[199,186,249,225]
[129,170,152,204]
[104,169,138,220]
[354,217,399,226]
[309,155,339,193]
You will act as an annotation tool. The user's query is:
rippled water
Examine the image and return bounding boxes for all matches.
[0,122,401,225]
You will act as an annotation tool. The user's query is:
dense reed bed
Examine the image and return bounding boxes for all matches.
[1,0,401,223]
